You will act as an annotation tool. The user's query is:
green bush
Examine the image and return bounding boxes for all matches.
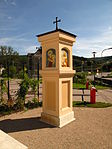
[1,65,17,78]
[16,75,30,108]
[0,79,7,104]
[74,72,87,84]
[17,68,27,79]
[9,65,16,78]
[25,100,39,109]
[1,69,8,77]
[30,79,39,101]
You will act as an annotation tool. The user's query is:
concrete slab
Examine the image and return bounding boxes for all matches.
[0,130,28,149]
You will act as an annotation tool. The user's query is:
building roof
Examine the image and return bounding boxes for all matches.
[36,29,77,38]
[27,47,42,56]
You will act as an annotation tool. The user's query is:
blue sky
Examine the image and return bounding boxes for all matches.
[0,0,112,57]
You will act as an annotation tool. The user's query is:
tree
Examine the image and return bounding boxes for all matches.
[0,46,19,68]
[0,46,20,78]
[0,46,19,56]
[0,46,7,55]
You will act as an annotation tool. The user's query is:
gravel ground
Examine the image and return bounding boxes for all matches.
[0,107,112,149]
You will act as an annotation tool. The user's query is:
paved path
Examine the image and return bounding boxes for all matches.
[97,89,112,103]
[73,89,112,103]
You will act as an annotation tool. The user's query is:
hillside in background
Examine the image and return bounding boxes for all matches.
[73,55,112,72]
[0,55,112,72]
[0,55,27,72]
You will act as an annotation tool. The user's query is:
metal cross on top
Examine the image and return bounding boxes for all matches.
[53,17,61,30]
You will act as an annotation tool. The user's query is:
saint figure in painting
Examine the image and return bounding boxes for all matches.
[61,49,68,67]
[46,49,56,67]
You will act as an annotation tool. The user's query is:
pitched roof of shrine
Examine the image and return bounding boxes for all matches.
[37,29,77,38]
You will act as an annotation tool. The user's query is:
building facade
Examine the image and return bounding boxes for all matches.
[27,47,42,78]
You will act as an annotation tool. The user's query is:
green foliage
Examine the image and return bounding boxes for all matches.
[30,79,39,100]
[74,72,87,84]
[9,65,17,78]
[0,46,19,56]
[17,70,23,79]
[0,46,19,69]
[16,76,30,108]
[2,65,17,78]
[19,80,29,101]
[1,69,8,77]
[0,46,27,79]
[73,82,109,89]
[73,83,86,89]
[0,79,7,104]
[14,75,39,110]
[18,69,26,79]
[102,61,112,72]
[73,101,112,108]
[15,98,25,110]
[0,104,12,116]
[0,75,40,115]
[73,55,112,72]
[25,100,39,109]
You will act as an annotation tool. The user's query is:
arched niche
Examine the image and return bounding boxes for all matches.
[46,49,56,67]
[61,48,69,67]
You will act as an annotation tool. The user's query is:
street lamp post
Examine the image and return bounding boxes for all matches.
[23,62,24,79]
[81,61,84,72]
[36,47,40,101]
[7,59,10,100]
[37,58,40,101]
[92,52,96,86]
[101,47,112,78]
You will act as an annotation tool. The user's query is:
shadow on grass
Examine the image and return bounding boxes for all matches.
[0,117,55,133]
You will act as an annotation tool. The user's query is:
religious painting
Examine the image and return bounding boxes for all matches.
[61,48,69,67]
[46,49,56,67]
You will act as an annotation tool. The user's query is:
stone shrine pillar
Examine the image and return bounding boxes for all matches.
[37,29,76,127]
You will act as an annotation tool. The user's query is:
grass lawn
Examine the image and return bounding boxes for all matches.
[73,83,85,89]
[0,100,112,117]
[73,83,110,90]
[73,101,112,108]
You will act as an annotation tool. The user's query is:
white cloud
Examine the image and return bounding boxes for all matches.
[73,27,112,57]
[26,46,38,54]
[8,16,12,19]
[3,0,8,4]
[3,0,16,6]
[0,36,30,45]
[11,1,16,6]
[0,26,112,57]
[108,26,112,31]
[0,34,39,55]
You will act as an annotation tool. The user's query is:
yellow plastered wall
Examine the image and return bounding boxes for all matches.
[38,30,76,127]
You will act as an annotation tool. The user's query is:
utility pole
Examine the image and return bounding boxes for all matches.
[37,58,40,101]
[7,60,10,100]
[23,63,24,79]
[81,61,84,72]
[92,52,96,86]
